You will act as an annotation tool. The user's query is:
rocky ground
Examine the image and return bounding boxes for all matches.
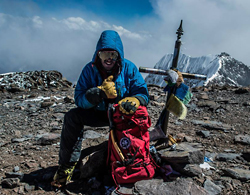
[0,77,249,194]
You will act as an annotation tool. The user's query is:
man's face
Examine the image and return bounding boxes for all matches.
[98,50,118,71]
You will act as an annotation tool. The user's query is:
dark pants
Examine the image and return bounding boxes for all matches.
[59,107,109,164]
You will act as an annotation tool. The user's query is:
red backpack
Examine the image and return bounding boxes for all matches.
[107,104,156,185]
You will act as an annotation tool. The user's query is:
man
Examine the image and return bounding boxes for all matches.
[51,30,149,187]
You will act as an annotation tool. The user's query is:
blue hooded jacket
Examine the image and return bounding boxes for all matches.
[74,30,149,111]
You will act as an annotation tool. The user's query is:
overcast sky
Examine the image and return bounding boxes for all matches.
[0,0,249,83]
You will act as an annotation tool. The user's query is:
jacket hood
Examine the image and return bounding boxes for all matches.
[92,30,124,66]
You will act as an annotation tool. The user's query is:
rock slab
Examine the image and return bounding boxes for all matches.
[134,178,209,195]
[159,142,205,164]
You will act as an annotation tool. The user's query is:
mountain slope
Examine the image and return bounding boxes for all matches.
[145,52,250,87]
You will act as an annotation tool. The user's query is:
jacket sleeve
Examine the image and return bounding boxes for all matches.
[127,62,149,105]
[74,64,96,109]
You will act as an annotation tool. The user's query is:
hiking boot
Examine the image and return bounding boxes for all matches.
[51,162,76,188]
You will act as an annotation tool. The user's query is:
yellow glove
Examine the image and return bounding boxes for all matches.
[118,97,140,115]
[97,75,117,99]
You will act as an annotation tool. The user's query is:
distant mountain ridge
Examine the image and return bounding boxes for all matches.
[145,52,250,88]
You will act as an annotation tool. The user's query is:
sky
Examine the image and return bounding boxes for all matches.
[0,0,250,83]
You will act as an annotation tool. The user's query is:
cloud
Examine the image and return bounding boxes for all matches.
[112,25,144,40]
[0,13,151,82]
[53,17,101,31]
[32,16,43,28]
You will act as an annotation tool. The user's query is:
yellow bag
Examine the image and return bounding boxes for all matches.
[166,94,187,119]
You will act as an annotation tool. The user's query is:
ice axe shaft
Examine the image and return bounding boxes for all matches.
[110,129,125,162]
[139,67,207,80]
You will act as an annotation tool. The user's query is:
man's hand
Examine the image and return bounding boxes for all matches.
[97,75,117,99]
[85,75,117,105]
[118,97,140,115]
[164,69,184,87]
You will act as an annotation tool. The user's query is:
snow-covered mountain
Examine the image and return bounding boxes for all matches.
[145,52,250,88]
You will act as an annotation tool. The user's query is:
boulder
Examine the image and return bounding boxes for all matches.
[203,179,222,195]
[182,164,203,177]
[191,120,233,131]
[36,133,60,145]
[216,153,241,162]
[222,168,250,181]
[234,134,250,145]
[159,142,205,164]
[80,146,107,179]
[80,140,108,178]
[134,178,209,195]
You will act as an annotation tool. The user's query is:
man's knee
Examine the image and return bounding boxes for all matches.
[63,108,85,131]
[64,108,81,122]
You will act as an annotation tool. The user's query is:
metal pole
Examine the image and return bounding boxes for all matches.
[139,67,207,80]
[163,20,184,135]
